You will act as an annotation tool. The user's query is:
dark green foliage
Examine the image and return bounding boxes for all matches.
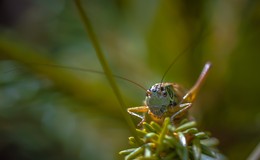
[120,118,225,160]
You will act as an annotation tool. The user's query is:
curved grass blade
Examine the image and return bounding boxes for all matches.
[73,0,140,144]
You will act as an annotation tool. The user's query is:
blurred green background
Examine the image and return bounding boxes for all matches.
[0,0,260,159]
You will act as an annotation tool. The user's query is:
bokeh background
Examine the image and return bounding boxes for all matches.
[0,0,260,159]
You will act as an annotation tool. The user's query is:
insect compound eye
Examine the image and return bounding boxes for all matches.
[160,87,164,91]
[151,88,156,92]
[162,91,167,97]
[166,86,173,99]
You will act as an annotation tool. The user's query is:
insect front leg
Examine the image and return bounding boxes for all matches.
[127,106,149,126]
[170,103,192,124]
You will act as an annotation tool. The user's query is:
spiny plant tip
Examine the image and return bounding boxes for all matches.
[119,118,226,160]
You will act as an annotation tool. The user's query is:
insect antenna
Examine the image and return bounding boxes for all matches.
[160,30,210,84]
[6,62,147,91]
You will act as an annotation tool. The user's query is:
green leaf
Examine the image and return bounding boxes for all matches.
[150,121,162,133]
[129,136,138,146]
[143,122,156,133]
[177,132,187,147]
[201,138,219,147]
[192,138,201,160]
[144,143,155,157]
[144,133,159,142]
[177,132,188,160]
[136,129,148,137]
[119,148,137,155]
[164,135,178,147]
[167,124,176,132]
[125,146,144,160]
[201,154,218,160]
[201,144,216,158]
[195,132,209,139]
[183,127,199,134]
[164,152,178,160]
[175,121,197,132]
[156,117,170,155]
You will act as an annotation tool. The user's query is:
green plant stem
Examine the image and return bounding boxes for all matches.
[73,0,141,144]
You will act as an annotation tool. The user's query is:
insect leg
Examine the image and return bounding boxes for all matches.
[182,62,211,103]
[170,103,192,123]
[127,106,149,120]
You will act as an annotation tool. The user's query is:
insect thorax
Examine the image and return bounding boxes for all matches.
[145,83,179,117]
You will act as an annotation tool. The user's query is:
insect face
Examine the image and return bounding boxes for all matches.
[145,83,179,117]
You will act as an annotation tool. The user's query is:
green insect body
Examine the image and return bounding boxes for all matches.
[127,62,212,126]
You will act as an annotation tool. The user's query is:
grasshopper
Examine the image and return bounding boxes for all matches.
[127,62,212,125]
[5,61,211,126]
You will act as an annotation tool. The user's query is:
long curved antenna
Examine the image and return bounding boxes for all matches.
[6,62,147,91]
[160,47,186,83]
[160,30,210,84]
